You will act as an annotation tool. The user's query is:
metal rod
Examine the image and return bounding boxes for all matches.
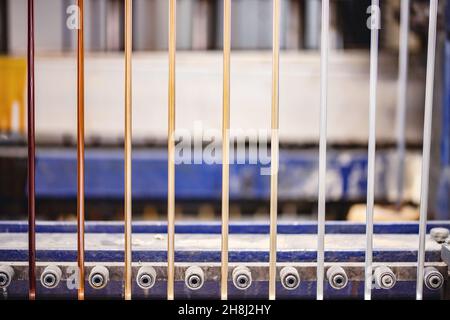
[269,0,280,301]
[124,0,133,301]
[416,0,438,300]
[77,0,85,301]
[27,0,36,301]
[221,0,231,301]
[167,0,176,301]
[316,0,329,301]
[364,0,380,301]
[395,0,410,208]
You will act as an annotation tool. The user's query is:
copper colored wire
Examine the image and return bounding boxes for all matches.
[77,0,85,301]
[27,0,36,301]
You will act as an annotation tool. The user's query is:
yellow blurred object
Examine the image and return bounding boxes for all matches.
[347,204,420,222]
[0,56,27,134]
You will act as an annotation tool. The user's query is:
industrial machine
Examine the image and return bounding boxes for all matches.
[0,0,449,301]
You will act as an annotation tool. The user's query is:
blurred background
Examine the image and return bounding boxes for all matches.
[0,0,449,222]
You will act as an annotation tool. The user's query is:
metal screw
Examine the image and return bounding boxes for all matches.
[424,267,444,290]
[89,265,109,289]
[430,228,450,243]
[232,266,252,290]
[373,266,396,290]
[0,265,14,289]
[136,266,156,290]
[185,266,204,290]
[40,265,62,289]
[327,265,348,290]
[280,266,300,290]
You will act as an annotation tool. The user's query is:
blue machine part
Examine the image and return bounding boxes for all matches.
[0,220,449,234]
[0,221,446,300]
[34,149,395,201]
[0,221,447,263]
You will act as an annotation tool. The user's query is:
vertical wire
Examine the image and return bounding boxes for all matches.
[395,0,410,208]
[77,0,85,301]
[27,0,36,301]
[167,0,177,301]
[364,0,380,301]
[416,0,438,300]
[124,0,133,301]
[269,0,280,301]
[221,0,231,301]
[316,0,329,301]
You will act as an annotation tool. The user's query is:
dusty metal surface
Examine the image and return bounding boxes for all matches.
[0,233,442,252]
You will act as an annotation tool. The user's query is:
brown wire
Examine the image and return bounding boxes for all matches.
[77,0,85,301]
[27,0,36,301]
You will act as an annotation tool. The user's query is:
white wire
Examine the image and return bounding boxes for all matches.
[416,0,438,301]
[395,0,410,207]
[316,0,329,301]
[364,0,380,301]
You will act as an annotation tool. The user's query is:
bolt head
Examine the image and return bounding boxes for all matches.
[0,273,8,287]
[430,228,450,243]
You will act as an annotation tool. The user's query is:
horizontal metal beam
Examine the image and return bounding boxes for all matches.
[0,148,422,201]
[1,262,446,300]
[1,221,449,235]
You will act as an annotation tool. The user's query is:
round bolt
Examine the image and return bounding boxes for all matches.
[40,265,62,289]
[185,266,204,290]
[424,267,444,290]
[374,266,396,290]
[280,266,300,290]
[136,266,156,290]
[232,266,252,290]
[0,265,14,289]
[430,228,450,243]
[89,265,109,289]
[327,266,348,290]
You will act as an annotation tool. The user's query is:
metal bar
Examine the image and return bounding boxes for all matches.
[221,0,231,301]
[2,220,450,234]
[77,0,85,301]
[364,0,380,301]
[395,0,410,208]
[2,262,447,299]
[316,0,329,301]
[27,0,36,301]
[167,0,176,301]
[124,0,133,301]
[416,0,438,301]
[269,0,280,301]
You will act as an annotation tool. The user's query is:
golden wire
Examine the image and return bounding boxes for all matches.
[221,0,231,301]
[124,0,133,301]
[167,0,177,301]
[269,0,280,301]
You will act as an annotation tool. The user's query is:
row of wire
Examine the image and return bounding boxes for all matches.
[25,0,439,300]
